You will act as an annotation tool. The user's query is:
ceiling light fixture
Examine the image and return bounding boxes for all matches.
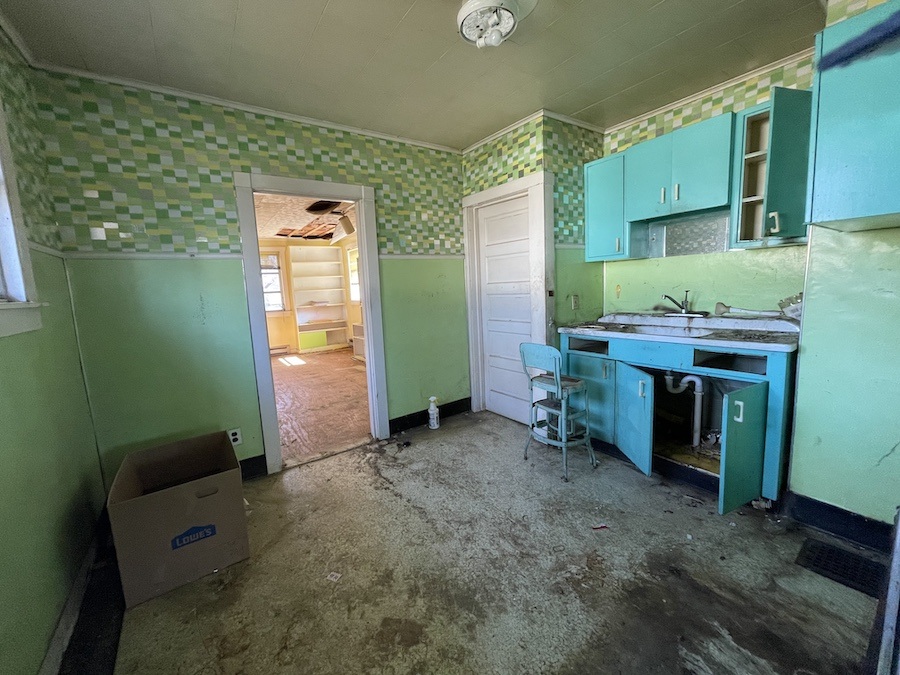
[457,0,537,49]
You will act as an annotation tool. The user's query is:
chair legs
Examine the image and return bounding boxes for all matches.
[524,391,596,480]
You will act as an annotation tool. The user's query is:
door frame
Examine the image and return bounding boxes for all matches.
[235,173,390,475]
[462,171,555,413]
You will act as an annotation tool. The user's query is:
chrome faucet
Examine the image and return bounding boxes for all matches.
[662,290,691,314]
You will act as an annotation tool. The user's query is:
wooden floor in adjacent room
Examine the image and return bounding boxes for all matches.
[272,348,370,467]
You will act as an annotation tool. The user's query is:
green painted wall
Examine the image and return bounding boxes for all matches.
[603,245,807,314]
[0,251,103,673]
[379,258,470,417]
[65,258,264,482]
[790,226,900,522]
[554,247,604,334]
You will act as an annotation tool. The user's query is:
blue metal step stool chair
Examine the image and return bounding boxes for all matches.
[519,342,597,481]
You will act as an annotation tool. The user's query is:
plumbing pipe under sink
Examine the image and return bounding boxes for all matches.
[665,372,704,448]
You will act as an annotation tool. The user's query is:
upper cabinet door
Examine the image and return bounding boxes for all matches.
[624,133,672,222]
[585,155,627,261]
[764,88,812,239]
[810,1,900,229]
[719,381,768,514]
[670,113,734,215]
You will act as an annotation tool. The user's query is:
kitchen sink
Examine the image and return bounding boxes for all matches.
[628,325,715,337]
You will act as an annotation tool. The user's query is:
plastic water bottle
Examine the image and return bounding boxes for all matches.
[428,396,440,430]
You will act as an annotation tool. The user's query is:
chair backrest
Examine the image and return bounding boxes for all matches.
[519,342,562,398]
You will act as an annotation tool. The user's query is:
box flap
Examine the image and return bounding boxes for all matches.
[110,431,237,501]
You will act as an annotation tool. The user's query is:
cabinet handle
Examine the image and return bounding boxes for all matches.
[601,363,608,379]
[659,187,666,204]
[734,400,744,423]
[638,380,646,398]
[767,211,781,235]
[615,237,621,252]
[674,183,680,201]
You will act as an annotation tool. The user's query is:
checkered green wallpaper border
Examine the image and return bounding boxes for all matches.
[542,117,603,245]
[0,31,59,249]
[35,72,463,255]
[604,52,815,155]
[462,115,603,245]
[462,118,544,197]
[826,0,888,25]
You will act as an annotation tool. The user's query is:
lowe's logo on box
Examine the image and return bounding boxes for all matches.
[171,525,217,550]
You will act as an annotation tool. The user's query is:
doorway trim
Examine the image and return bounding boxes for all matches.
[235,173,390,475]
[462,171,555,414]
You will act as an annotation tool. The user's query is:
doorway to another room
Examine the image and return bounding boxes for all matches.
[254,192,371,467]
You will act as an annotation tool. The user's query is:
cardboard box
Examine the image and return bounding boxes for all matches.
[107,431,250,608]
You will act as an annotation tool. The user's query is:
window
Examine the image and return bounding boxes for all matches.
[347,247,360,302]
[0,102,40,338]
[260,252,285,311]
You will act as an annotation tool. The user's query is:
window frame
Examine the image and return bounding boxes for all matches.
[0,101,41,338]
[259,250,287,313]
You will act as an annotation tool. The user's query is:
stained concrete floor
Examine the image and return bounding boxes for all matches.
[115,412,876,674]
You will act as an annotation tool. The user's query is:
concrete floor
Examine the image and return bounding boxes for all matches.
[115,412,876,674]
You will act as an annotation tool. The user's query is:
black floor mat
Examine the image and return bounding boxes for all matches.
[796,537,886,598]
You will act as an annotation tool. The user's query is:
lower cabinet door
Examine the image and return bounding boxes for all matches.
[567,353,616,444]
[614,361,654,476]
[719,381,768,514]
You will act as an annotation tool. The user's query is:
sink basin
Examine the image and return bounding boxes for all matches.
[629,325,714,337]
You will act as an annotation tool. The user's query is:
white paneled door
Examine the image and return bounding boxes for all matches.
[477,195,534,424]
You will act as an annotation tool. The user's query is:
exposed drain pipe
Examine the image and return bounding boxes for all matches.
[664,372,704,448]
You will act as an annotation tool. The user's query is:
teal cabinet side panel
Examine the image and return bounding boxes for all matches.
[624,134,672,222]
[812,0,900,224]
[614,361,654,476]
[567,352,616,444]
[719,381,768,514]
[585,155,626,261]
[765,87,812,238]
[671,113,734,215]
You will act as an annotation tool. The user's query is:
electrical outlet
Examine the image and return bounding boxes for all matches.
[571,294,580,311]
[228,428,243,446]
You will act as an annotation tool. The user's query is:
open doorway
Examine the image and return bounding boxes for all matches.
[253,193,370,467]
[234,174,389,475]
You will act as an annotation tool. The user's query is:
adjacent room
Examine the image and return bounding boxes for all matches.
[253,193,372,466]
[1,0,898,673]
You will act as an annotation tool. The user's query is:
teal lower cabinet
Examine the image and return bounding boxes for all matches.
[560,330,795,514]
[567,351,616,443]
[614,361,655,476]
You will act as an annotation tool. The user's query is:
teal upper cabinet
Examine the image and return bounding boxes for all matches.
[624,113,734,222]
[585,155,627,261]
[808,0,900,231]
[670,113,733,214]
[731,88,812,246]
[624,134,672,222]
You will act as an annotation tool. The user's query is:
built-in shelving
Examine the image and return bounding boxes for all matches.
[290,244,349,351]
[738,111,770,241]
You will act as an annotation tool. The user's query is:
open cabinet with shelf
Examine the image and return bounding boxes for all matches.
[730,87,812,247]
[290,244,349,352]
